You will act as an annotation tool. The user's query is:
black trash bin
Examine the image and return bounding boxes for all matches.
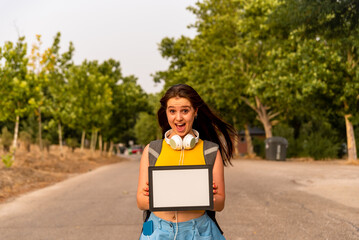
[265,137,288,161]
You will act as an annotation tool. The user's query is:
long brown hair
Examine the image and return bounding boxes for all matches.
[157,84,237,166]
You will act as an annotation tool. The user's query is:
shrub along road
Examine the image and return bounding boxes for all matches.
[0,156,358,240]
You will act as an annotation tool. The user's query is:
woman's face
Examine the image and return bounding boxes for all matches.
[166,97,198,138]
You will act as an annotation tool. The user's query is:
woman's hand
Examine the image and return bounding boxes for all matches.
[212,150,225,211]
[143,181,150,199]
[213,181,218,202]
[137,145,150,210]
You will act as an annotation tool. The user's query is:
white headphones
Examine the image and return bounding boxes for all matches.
[165,129,199,150]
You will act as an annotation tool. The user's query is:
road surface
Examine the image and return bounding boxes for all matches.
[0,156,358,240]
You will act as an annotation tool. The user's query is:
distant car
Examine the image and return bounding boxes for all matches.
[131,145,143,154]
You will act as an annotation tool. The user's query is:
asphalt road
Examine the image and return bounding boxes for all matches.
[0,156,358,240]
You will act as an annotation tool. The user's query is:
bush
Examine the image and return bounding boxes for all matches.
[42,139,51,153]
[20,131,32,152]
[66,138,79,152]
[1,127,13,152]
[2,153,13,168]
[298,121,340,160]
[252,137,265,158]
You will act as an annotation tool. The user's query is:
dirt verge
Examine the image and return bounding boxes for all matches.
[0,144,127,203]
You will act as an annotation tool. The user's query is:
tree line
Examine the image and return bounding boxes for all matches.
[1,0,358,165]
[0,33,149,165]
[148,0,359,162]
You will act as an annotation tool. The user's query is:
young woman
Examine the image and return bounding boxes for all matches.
[137,84,237,239]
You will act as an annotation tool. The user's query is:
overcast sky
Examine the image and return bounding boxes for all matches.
[0,0,197,93]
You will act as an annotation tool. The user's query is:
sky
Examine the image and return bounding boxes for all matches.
[0,0,197,93]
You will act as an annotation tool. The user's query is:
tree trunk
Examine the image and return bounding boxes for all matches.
[99,134,103,154]
[11,115,20,162]
[38,107,43,151]
[90,130,94,151]
[262,118,273,138]
[344,52,358,163]
[240,96,275,139]
[231,117,239,157]
[38,107,44,161]
[81,130,86,152]
[58,122,64,158]
[104,141,108,153]
[108,141,114,157]
[91,129,98,153]
[344,114,358,163]
[244,123,255,158]
[233,135,239,157]
[255,97,273,138]
[94,130,98,151]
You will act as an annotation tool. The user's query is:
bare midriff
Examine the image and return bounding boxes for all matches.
[153,210,205,222]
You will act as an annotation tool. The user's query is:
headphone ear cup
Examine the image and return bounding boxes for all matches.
[169,135,182,150]
[183,134,196,149]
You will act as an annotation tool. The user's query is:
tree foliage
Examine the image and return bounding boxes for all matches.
[272,0,359,161]
[0,32,149,164]
[154,0,359,160]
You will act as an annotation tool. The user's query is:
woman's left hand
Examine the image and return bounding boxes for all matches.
[213,181,218,201]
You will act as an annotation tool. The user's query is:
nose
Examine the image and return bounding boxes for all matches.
[175,112,182,121]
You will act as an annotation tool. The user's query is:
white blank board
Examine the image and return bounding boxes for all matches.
[149,165,213,211]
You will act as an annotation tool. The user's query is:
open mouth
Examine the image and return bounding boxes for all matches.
[175,123,186,133]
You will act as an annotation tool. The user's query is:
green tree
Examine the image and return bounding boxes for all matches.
[66,58,148,153]
[28,34,52,154]
[97,59,124,154]
[66,62,92,151]
[134,93,161,145]
[276,0,359,162]
[0,36,37,162]
[110,75,149,145]
[66,60,114,153]
[134,112,158,145]
[45,32,74,157]
[154,0,281,140]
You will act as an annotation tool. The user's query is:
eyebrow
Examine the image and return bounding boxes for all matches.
[167,105,192,109]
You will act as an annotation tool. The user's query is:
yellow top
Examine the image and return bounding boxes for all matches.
[155,139,206,166]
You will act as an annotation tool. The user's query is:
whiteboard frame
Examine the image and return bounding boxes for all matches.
[148,165,213,211]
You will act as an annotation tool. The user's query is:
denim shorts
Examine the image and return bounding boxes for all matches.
[139,212,225,240]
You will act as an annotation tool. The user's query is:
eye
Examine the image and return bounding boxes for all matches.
[169,109,175,114]
[181,109,191,114]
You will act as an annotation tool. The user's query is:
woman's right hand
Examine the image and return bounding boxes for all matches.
[143,181,149,199]
[137,145,150,210]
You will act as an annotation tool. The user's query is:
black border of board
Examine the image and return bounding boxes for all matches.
[148,165,213,212]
